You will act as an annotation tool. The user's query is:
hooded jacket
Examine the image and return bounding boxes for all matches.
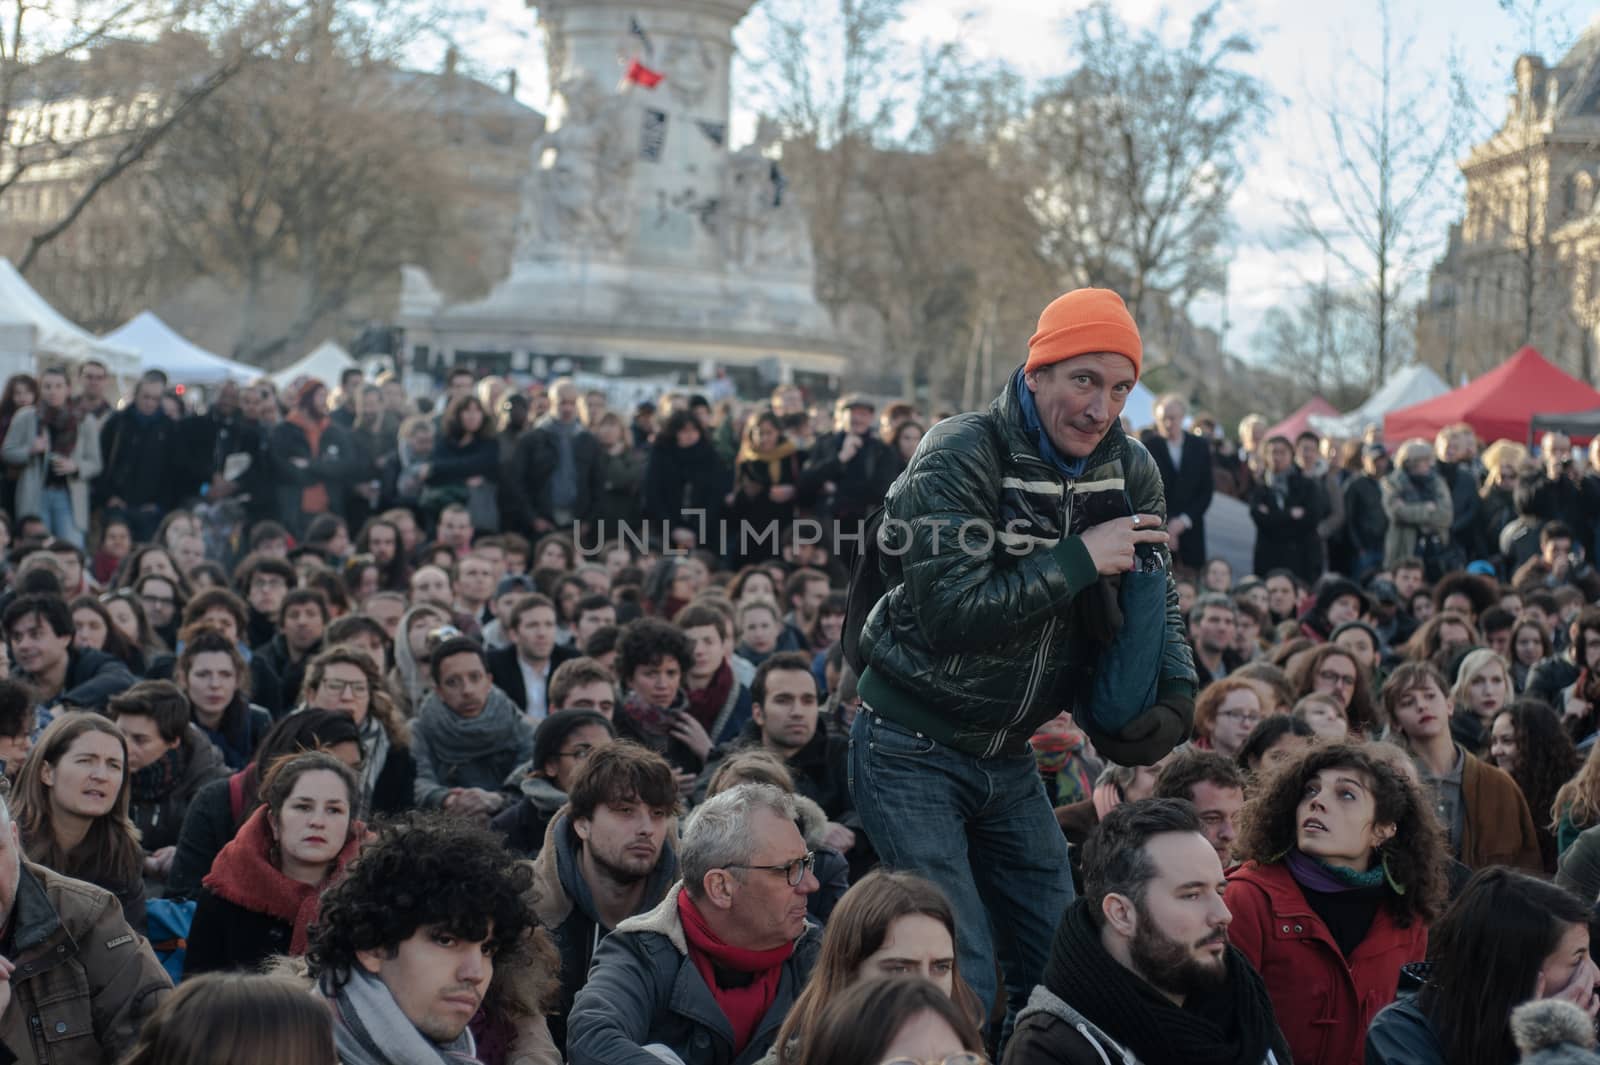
[411,686,536,809]
[856,372,1195,761]
[492,776,569,857]
[529,806,679,1052]
[0,861,171,1065]
[565,883,821,1065]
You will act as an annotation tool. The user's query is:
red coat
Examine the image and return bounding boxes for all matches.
[1225,861,1426,1065]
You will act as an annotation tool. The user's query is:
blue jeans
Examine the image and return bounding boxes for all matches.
[848,709,1074,1024]
[41,488,82,549]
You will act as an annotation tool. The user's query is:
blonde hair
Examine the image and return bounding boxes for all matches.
[1450,648,1511,714]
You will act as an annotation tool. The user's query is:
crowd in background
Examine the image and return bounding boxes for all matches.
[0,355,1595,1065]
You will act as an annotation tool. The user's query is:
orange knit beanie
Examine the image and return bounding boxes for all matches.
[1025,288,1143,379]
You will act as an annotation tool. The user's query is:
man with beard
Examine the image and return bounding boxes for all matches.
[1190,594,1244,689]
[530,741,679,1053]
[1005,799,1290,1065]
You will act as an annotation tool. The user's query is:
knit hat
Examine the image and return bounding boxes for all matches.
[1025,288,1143,379]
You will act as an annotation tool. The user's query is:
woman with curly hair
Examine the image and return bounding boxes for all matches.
[1489,699,1578,874]
[1225,741,1448,1065]
[1401,610,1478,665]
[307,812,559,1065]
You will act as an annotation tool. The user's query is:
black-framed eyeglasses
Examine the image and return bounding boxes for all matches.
[727,852,815,887]
[556,744,596,762]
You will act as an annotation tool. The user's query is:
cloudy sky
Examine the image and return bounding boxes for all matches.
[454,0,1598,366]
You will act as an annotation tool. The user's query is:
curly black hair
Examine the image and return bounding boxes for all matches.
[307,813,536,989]
[614,617,693,686]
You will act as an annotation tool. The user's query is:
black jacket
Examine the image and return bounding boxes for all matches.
[1140,431,1214,570]
[1344,474,1389,560]
[857,376,1196,760]
[505,418,603,528]
[129,726,229,855]
[268,418,360,535]
[1249,469,1324,583]
[182,889,291,977]
[642,437,727,539]
[591,447,646,530]
[166,775,236,901]
[487,644,583,716]
[15,648,136,712]
[694,721,854,827]
[95,408,177,510]
[798,430,898,523]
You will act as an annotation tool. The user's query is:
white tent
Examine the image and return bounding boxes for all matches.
[1120,380,1158,432]
[0,259,139,378]
[270,340,357,390]
[104,312,261,384]
[1309,364,1450,440]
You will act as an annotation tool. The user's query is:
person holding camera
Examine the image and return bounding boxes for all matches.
[1513,522,1600,601]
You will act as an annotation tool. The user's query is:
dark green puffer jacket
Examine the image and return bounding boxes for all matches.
[857,377,1197,760]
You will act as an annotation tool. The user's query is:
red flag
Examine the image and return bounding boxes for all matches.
[624,59,664,88]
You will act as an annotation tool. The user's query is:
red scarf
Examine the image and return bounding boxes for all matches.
[202,805,363,955]
[286,409,330,516]
[677,891,794,1055]
[685,661,735,735]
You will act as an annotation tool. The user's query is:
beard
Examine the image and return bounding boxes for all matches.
[1129,906,1230,999]
[589,840,659,885]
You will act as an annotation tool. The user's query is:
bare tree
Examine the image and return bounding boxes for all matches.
[1022,1,1268,317]
[1286,0,1466,385]
[147,4,471,365]
[0,1,271,271]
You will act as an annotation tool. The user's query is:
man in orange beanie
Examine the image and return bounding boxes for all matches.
[848,287,1198,1036]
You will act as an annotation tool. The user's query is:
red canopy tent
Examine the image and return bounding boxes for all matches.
[1265,397,1338,441]
[1383,346,1600,445]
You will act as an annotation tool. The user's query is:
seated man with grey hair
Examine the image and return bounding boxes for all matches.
[566,782,823,1065]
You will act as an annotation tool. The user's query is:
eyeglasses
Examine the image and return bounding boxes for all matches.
[727,852,815,887]
[1216,709,1261,725]
[881,1056,988,1065]
[1317,669,1358,690]
[318,679,369,697]
[556,744,597,762]
[140,594,175,608]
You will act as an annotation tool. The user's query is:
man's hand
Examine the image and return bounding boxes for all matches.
[822,822,856,852]
[839,433,862,463]
[1080,514,1169,575]
[143,846,176,878]
[669,714,712,762]
[769,484,796,504]
[673,769,697,797]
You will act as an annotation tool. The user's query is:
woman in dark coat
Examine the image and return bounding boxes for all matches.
[729,410,802,564]
[184,751,363,976]
[270,380,357,536]
[642,410,727,550]
[1249,434,1324,583]
[589,411,646,539]
[422,393,500,528]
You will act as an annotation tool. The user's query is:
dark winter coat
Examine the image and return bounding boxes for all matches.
[642,437,728,540]
[797,430,898,525]
[13,647,135,713]
[1344,474,1389,561]
[592,446,646,531]
[95,407,177,511]
[692,722,854,828]
[1141,430,1214,571]
[857,376,1196,760]
[487,644,582,716]
[1250,468,1324,583]
[268,417,360,534]
[505,418,603,528]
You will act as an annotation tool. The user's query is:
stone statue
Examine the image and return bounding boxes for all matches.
[515,76,636,260]
[723,145,813,275]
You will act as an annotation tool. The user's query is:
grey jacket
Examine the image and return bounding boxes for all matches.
[1,405,102,532]
[566,884,822,1065]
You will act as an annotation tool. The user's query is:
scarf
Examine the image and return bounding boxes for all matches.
[737,438,797,484]
[319,968,481,1065]
[356,713,391,814]
[202,806,362,955]
[686,661,737,736]
[40,401,78,458]
[286,409,330,515]
[415,687,524,768]
[1284,848,1387,892]
[1015,368,1088,480]
[131,746,184,804]
[1041,898,1281,1065]
[678,891,794,1056]
[1029,731,1092,804]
